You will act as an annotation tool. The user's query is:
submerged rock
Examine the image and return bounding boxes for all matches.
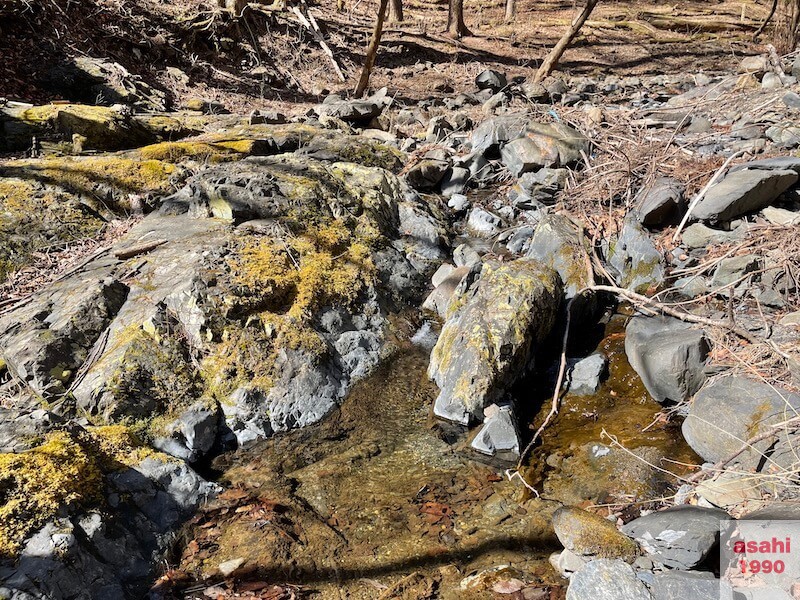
[624,315,709,404]
[470,403,520,459]
[429,259,561,424]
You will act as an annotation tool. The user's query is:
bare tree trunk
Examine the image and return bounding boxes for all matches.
[354,0,389,97]
[388,0,403,22]
[533,0,598,83]
[504,0,515,23]
[446,0,471,38]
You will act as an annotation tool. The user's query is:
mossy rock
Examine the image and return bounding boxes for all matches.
[552,506,639,562]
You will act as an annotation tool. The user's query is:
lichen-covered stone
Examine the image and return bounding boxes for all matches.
[552,506,639,562]
[429,259,561,424]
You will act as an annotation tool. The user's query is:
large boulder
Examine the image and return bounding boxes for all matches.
[624,315,709,404]
[621,506,729,569]
[682,376,800,471]
[428,259,561,424]
[692,168,798,223]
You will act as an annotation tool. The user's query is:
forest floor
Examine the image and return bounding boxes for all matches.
[0,0,777,115]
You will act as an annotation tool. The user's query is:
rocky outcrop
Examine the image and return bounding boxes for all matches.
[429,259,561,424]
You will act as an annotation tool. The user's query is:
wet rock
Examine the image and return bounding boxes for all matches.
[681,222,747,249]
[621,505,728,569]
[475,69,508,93]
[405,159,450,190]
[624,315,709,404]
[682,376,800,470]
[553,507,639,561]
[466,207,503,237]
[470,404,520,459]
[500,123,587,176]
[566,354,607,395]
[566,559,652,600]
[606,216,664,293]
[429,259,561,424]
[650,571,718,600]
[635,177,685,227]
[692,168,798,223]
[526,214,594,300]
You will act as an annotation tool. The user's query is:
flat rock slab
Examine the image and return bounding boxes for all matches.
[650,571,719,600]
[621,505,728,569]
[429,259,561,424]
[682,376,800,471]
[692,168,798,222]
[566,559,652,600]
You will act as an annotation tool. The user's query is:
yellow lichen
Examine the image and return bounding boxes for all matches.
[138,140,254,162]
[0,426,163,557]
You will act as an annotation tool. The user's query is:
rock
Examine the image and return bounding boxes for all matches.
[500,123,588,176]
[673,275,709,299]
[621,505,728,569]
[766,123,800,147]
[779,311,800,326]
[729,156,800,175]
[440,166,470,197]
[793,55,800,79]
[686,116,713,133]
[429,260,561,424]
[0,408,62,452]
[405,159,450,190]
[469,115,528,154]
[553,507,639,561]
[432,263,456,288]
[761,72,783,90]
[784,91,800,109]
[511,168,568,206]
[692,169,798,223]
[682,376,800,470]
[543,77,568,102]
[635,177,685,227]
[475,69,508,92]
[549,549,588,577]
[218,558,245,576]
[470,404,520,459]
[526,214,594,300]
[695,471,762,508]
[762,205,800,225]
[650,571,718,600]
[624,315,709,404]
[422,266,472,317]
[567,354,607,395]
[522,81,549,103]
[506,225,535,253]
[221,387,272,447]
[566,559,652,600]
[152,401,219,462]
[453,243,482,268]
[606,216,664,293]
[739,55,768,76]
[710,254,761,288]
[482,92,508,114]
[448,193,470,212]
[426,115,453,143]
[466,207,503,237]
[681,222,747,249]
[313,99,381,123]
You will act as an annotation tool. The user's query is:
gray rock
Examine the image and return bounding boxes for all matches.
[152,401,219,462]
[650,571,718,600]
[469,115,528,154]
[0,408,62,452]
[526,214,594,300]
[681,222,747,249]
[710,254,761,288]
[422,266,471,317]
[475,69,508,92]
[470,403,520,458]
[624,315,709,404]
[466,207,503,237]
[500,123,588,176]
[440,166,469,197]
[793,55,800,79]
[729,155,800,175]
[762,205,800,225]
[621,505,728,569]
[426,115,453,143]
[635,177,685,227]
[506,225,535,254]
[761,71,783,90]
[783,91,800,109]
[221,387,272,448]
[447,193,470,212]
[522,81,549,102]
[673,275,709,299]
[549,549,588,577]
[313,99,381,123]
[431,263,456,288]
[453,243,482,268]
[405,159,450,190]
[692,168,798,223]
[429,259,561,424]
[482,91,507,114]
[511,168,568,206]
[682,376,800,471]
[739,55,768,75]
[567,354,607,395]
[566,559,653,600]
[607,216,664,293]
[766,123,800,147]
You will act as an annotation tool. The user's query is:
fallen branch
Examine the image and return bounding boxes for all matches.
[113,239,168,260]
[290,3,346,82]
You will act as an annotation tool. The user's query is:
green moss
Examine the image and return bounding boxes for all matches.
[138,140,255,162]
[0,426,162,557]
